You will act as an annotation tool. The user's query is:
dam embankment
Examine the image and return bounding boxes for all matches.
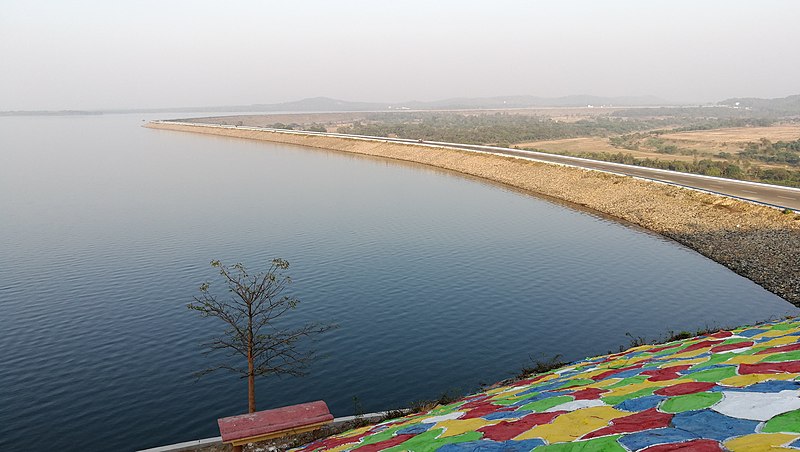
[146,121,800,305]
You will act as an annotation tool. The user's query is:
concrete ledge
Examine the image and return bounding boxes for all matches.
[137,411,402,452]
[138,436,222,452]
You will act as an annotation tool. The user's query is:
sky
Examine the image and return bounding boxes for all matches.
[1,0,799,110]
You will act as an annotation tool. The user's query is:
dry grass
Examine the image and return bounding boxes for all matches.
[660,125,800,144]
[514,137,707,163]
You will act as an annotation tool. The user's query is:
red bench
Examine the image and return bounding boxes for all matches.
[218,400,334,451]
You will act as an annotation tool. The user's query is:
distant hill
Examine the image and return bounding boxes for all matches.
[718,94,800,115]
[0,94,673,116]
[244,95,671,111]
[402,94,669,109]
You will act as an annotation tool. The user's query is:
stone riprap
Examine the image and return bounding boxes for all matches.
[145,122,800,306]
[292,319,800,451]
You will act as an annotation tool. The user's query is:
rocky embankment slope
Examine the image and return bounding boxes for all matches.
[146,122,800,305]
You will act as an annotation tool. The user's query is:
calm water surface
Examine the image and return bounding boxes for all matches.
[0,114,797,450]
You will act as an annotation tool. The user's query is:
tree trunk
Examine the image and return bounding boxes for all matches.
[248,299,256,413]
[248,345,255,413]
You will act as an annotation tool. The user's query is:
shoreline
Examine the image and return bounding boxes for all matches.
[146,121,800,305]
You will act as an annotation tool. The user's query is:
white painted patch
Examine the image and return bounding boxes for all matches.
[544,399,606,412]
[713,390,800,421]
[421,412,465,424]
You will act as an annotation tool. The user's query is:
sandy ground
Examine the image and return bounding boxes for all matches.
[513,137,707,163]
[147,122,800,305]
[660,125,800,145]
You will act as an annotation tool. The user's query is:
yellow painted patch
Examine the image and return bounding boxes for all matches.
[513,406,626,443]
[669,348,713,360]
[601,380,666,398]
[435,418,499,437]
[755,329,797,339]
[570,377,628,391]
[338,426,372,438]
[719,373,796,387]
[758,335,800,348]
[725,354,771,365]
[724,433,800,451]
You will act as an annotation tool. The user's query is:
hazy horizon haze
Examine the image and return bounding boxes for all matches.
[2,0,799,110]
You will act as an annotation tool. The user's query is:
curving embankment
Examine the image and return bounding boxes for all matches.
[146,121,800,305]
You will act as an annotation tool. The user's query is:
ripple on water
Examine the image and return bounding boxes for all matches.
[0,114,797,450]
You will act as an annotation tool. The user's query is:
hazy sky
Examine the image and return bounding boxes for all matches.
[2,0,799,110]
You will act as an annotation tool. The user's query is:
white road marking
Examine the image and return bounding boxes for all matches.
[742,190,758,194]
[778,195,797,200]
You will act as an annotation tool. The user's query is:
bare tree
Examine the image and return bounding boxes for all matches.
[189,258,335,413]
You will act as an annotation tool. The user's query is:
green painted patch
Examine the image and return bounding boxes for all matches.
[681,366,737,382]
[763,409,800,433]
[601,388,656,406]
[688,352,733,370]
[381,429,482,452]
[605,376,649,389]
[519,395,574,412]
[356,425,407,446]
[654,344,690,356]
[721,338,755,345]
[429,402,463,415]
[660,392,723,413]
[558,379,595,389]
[532,435,625,451]
[760,350,800,363]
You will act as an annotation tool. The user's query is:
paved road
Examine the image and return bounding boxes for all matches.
[161,121,800,211]
[435,142,800,212]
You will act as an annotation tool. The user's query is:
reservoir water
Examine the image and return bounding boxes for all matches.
[0,114,797,450]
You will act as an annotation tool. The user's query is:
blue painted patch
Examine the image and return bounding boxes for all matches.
[615,395,666,412]
[671,410,759,440]
[483,410,533,420]
[511,390,570,406]
[396,424,432,435]
[682,364,732,374]
[711,380,800,393]
[608,368,645,379]
[437,439,545,452]
[788,437,800,449]
[737,329,768,338]
[669,353,711,362]
[618,428,699,450]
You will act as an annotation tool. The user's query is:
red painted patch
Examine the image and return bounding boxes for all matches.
[654,381,716,396]
[477,411,565,441]
[647,343,683,354]
[682,339,724,353]
[640,439,723,451]
[708,331,733,339]
[352,434,416,452]
[459,397,490,410]
[583,408,672,439]
[739,361,800,375]
[710,341,754,353]
[569,387,608,400]
[461,403,513,419]
[590,363,646,381]
[641,365,692,382]
[313,430,371,449]
[755,342,800,355]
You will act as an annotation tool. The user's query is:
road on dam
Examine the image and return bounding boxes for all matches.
[165,121,800,212]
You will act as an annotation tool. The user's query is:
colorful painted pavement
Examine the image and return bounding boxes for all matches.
[293,318,800,451]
